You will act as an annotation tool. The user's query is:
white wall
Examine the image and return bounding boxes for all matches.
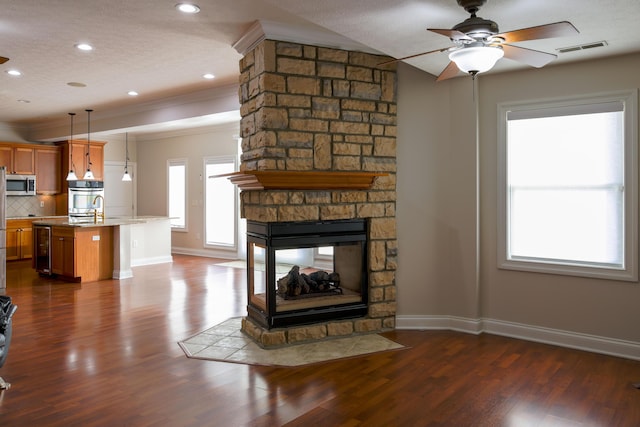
[136,123,239,256]
[396,52,640,357]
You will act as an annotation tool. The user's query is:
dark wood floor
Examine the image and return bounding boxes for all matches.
[1,255,639,426]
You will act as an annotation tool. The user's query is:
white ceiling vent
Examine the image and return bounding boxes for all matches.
[557,41,608,54]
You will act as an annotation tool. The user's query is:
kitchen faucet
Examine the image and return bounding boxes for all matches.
[93,195,105,222]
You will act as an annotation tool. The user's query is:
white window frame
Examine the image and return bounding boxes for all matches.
[203,155,238,251]
[497,90,638,281]
[168,158,188,232]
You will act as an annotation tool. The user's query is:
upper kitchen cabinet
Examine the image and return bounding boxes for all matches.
[57,140,106,182]
[35,145,61,194]
[0,142,35,174]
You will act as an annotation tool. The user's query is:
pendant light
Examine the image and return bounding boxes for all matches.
[83,109,95,180]
[66,112,78,181]
[122,133,132,182]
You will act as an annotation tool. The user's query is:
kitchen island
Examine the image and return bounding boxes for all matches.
[32,216,172,282]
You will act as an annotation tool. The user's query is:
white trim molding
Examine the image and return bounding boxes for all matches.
[396,315,640,361]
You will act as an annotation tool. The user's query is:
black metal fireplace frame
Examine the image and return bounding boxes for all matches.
[246,219,369,329]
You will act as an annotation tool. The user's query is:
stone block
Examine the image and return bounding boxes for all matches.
[354,318,382,333]
[369,287,384,303]
[370,217,397,239]
[256,107,288,130]
[333,155,362,171]
[368,191,396,202]
[277,131,314,147]
[347,66,373,82]
[303,45,317,59]
[333,191,367,203]
[305,191,331,204]
[318,47,349,63]
[289,118,329,132]
[320,204,355,220]
[369,302,397,318]
[341,99,377,112]
[357,203,385,218]
[287,325,327,343]
[285,158,313,170]
[332,80,350,97]
[313,135,332,169]
[370,240,386,271]
[327,321,354,337]
[278,205,319,222]
[277,94,311,108]
[261,330,287,347]
[278,57,316,76]
[276,42,303,57]
[351,81,381,100]
[333,142,361,156]
[259,191,288,205]
[330,121,371,135]
[260,73,286,93]
[287,76,321,95]
[318,62,346,78]
[362,157,396,172]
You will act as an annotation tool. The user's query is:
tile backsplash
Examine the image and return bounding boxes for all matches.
[7,195,57,217]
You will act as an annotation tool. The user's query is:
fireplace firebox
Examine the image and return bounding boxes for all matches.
[246,219,369,329]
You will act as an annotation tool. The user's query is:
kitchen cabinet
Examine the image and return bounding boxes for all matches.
[50,225,113,282]
[56,140,106,215]
[51,226,75,277]
[59,140,105,181]
[0,143,35,174]
[35,146,62,194]
[6,219,34,261]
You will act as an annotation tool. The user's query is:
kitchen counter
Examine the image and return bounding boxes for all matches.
[32,216,172,281]
[33,216,169,227]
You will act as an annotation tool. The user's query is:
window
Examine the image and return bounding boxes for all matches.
[204,156,237,248]
[498,91,638,281]
[168,159,187,230]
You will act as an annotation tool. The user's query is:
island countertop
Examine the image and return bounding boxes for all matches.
[32,216,170,228]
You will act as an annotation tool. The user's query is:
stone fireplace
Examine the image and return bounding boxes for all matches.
[235,37,397,347]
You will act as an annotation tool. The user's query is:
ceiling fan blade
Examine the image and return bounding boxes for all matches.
[379,47,451,66]
[496,21,579,43]
[502,44,557,68]
[428,28,474,42]
[436,61,461,82]
[0,56,9,64]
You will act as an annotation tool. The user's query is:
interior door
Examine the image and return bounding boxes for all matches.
[104,161,136,217]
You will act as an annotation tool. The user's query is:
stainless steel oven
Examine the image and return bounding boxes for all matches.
[68,180,104,218]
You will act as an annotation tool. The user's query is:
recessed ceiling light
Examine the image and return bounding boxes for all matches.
[203,73,215,79]
[7,69,22,76]
[17,99,30,103]
[128,91,139,96]
[175,3,200,13]
[67,82,87,87]
[75,43,94,51]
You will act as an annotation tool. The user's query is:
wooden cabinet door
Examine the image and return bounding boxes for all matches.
[6,227,19,261]
[35,147,61,194]
[88,144,104,180]
[71,142,88,177]
[21,227,33,259]
[13,146,35,174]
[52,228,76,277]
[0,146,13,171]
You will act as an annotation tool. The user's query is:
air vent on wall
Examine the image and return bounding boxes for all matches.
[557,41,608,54]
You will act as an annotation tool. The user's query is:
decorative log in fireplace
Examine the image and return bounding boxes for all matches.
[246,219,369,329]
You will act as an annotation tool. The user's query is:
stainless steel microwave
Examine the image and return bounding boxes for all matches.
[6,174,36,196]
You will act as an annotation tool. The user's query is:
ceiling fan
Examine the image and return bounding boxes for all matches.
[0,56,8,65]
[385,0,579,81]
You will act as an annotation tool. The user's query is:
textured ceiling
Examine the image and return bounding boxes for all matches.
[1,0,639,135]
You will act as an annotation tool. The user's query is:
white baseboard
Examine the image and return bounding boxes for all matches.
[171,246,239,259]
[131,255,173,267]
[396,315,640,361]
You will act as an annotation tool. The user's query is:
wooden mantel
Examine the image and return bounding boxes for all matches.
[215,171,387,191]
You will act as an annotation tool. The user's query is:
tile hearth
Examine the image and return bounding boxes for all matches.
[179,318,404,367]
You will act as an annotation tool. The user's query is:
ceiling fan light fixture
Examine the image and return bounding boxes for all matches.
[449,45,504,75]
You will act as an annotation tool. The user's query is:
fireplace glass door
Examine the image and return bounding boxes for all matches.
[246,219,368,329]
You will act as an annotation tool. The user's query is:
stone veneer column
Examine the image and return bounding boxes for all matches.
[238,40,397,342]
